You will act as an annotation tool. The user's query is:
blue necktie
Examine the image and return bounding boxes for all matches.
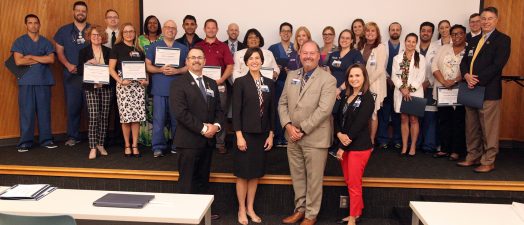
[197,77,207,101]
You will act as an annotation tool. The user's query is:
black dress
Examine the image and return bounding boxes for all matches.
[232,73,275,179]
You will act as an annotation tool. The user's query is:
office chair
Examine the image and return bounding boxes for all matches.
[0,212,76,225]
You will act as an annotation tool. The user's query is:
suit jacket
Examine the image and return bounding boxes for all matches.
[169,72,224,148]
[334,91,375,151]
[278,67,337,148]
[224,40,246,52]
[232,73,275,133]
[460,29,511,100]
[77,44,112,90]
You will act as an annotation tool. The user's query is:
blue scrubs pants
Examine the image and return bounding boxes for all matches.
[18,85,53,147]
[152,95,176,152]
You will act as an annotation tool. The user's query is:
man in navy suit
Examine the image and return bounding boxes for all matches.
[458,6,511,173]
[170,47,224,193]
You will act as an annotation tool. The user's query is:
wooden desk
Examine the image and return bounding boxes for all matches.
[0,187,213,225]
[410,201,524,225]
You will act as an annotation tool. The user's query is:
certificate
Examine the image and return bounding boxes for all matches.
[202,66,221,80]
[260,67,274,79]
[154,47,181,67]
[83,64,109,84]
[437,86,461,106]
[121,61,146,80]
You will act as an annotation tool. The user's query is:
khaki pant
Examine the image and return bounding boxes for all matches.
[465,100,500,165]
[287,142,328,220]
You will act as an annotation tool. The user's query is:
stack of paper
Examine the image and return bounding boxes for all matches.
[0,184,56,200]
[513,202,524,222]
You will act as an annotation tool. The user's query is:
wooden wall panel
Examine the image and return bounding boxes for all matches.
[0,0,139,139]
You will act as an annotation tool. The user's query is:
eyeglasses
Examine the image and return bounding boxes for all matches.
[188,56,205,60]
[91,33,101,37]
[322,33,334,36]
[280,30,292,33]
[123,30,135,34]
[106,16,118,19]
[164,26,176,30]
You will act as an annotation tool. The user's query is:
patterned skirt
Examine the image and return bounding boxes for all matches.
[116,81,146,123]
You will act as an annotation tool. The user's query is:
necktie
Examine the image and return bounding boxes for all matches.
[300,71,312,92]
[469,34,486,74]
[255,79,264,117]
[230,43,236,56]
[111,31,116,48]
[197,77,207,101]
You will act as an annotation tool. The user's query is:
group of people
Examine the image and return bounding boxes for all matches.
[11,0,511,224]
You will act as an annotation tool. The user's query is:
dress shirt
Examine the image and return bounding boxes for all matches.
[188,70,222,134]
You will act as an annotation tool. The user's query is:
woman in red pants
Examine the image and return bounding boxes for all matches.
[334,63,375,225]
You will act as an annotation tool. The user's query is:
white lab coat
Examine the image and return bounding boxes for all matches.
[391,52,427,113]
[362,43,387,113]
[231,48,280,83]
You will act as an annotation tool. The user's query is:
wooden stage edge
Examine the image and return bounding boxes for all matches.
[1,165,523,192]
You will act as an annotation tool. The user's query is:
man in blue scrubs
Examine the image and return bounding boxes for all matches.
[11,14,57,152]
[54,1,90,146]
[146,20,188,157]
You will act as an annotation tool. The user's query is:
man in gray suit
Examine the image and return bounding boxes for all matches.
[279,41,337,225]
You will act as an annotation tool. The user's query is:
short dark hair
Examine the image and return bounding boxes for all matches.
[280,22,293,32]
[243,28,265,47]
[204,19,217,28]
[469,13,480,20]
[450,24,467,34]
[337,29,355,51]
[482,6,498,17]
[143,15,162,35]
[24,14,40,24]
[243,47,265,65]
[105,9,118,17]
[73,1,87,10]
[188,46,206,58]
[389,22,402,31]
[183,15,197,24]
[419,21,435,34]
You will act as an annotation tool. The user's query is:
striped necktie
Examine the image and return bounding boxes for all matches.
[470,34,486,74]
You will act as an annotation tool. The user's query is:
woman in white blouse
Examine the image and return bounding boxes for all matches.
[232,28,279,82]
[392,33,426,156]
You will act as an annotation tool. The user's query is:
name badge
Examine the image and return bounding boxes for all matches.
[369,55,376,66]
[468,49,474,57]
[130,51,140,58]
[261,85,270,92]
[206,89,214,97]
[290,58,296,62]
[291,78,301,85]
[353,98,361,108]
[332,59,342,68]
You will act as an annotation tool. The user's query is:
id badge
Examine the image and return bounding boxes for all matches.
[468,49,474,57]
[332,60,342,68]
[261,85,270,92]
[291,78,301,85]
[353,98,361,108]
[130,51,140,58]
[369,57,377,66]
[206,89,215,97]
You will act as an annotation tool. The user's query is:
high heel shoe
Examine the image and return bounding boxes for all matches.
[132,146,142,158]
[88,148,97,160]
[124,146,132,157]
[238,211,248,225]
[247,212,262,223]
[96,145,108,156]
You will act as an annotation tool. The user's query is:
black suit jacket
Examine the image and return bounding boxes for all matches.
[169,72,224,148]
[334,91,375,151]
[224,40,247,51]
[460,29,511,100]
[77,44,112,90]
[232,73,275,133]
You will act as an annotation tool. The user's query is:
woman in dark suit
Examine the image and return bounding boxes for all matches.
[232,47,275,225]
[334,63,375,225]
[77,24,112,159]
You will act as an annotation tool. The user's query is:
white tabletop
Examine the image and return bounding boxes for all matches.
[410,201,524,225]
[0,187,213,224]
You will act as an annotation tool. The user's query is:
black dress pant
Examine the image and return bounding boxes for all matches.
[437,106,466,155]
[176,146,213,194]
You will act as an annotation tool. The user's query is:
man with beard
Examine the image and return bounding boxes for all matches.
[377,22,403,151]
[146,20,188,157]
[54,1,90,146]
[176,15,203,48]
[279,41,336,225]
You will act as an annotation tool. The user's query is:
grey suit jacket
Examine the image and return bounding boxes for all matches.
[278,67,337,148]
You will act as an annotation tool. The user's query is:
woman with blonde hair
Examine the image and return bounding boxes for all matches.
[287,26,311,71]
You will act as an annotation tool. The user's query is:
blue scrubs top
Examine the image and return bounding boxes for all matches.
[327,49,364,87]
[11,34,55,86]
[53,23,90,77]
[269,42,295,82]
[146,40,188,96]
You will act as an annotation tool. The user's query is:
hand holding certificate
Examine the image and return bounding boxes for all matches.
[437,86,460,106]
[83,64,110,84]
[122,61,146,80]
[155,47,181,67]
[202,66,221,80]
[260,67,275,79]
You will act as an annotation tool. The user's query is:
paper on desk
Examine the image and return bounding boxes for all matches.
[513,202,524,222]
[0,184,50,198]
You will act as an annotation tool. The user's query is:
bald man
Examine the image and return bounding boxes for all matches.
[224,23,246,56]
[146,20,189,157]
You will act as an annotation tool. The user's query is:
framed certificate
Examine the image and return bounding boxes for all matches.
[154,47,181,67]
[202,66,221,80]
[260,67,274,79]
[83,64,110,84]
[437,86,461,106]
[121,61,146,80]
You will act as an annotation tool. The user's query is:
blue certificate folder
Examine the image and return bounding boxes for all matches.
[457,82,485,109]
[400,96,427,117]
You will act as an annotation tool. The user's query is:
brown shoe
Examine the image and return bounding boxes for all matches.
[474,164,495,173]
[456,160,480,167]
[300,218,317,225]
[282,211,305,224]
[217,146,227,154]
